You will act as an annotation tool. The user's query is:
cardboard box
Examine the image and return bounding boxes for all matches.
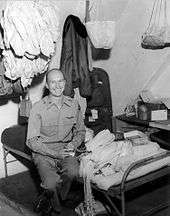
[151,109,167,121]
[137,101,168,121]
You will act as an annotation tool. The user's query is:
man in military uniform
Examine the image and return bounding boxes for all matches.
[26,68,85,215]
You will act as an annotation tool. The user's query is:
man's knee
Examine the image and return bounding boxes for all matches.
[67,166,79,179]
[41,177,60,191]
[62,156,79,178]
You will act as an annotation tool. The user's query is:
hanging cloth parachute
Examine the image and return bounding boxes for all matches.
[141,0,168,49]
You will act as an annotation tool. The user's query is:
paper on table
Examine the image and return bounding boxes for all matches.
[151,110,167,121]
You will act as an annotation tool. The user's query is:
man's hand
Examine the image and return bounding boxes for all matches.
[65,142,74,150]
[59,148,74,159]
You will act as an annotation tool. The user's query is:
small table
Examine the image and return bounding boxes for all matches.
[116,114,149,127]
[116,114,170,131]
[149,119,170,131]
[116,114,170,150]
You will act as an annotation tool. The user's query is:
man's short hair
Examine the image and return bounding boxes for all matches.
[46,68,64,83]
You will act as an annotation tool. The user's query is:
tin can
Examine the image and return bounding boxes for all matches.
[138,105,148,120]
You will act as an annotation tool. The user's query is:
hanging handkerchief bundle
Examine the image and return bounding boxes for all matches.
[86,20,116,49]
[141,0,167,49]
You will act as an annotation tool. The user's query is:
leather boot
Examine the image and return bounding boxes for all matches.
[50,187,62,214]
[33,189,53,214]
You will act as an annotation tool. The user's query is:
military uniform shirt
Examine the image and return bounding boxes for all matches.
[26,95,85,158]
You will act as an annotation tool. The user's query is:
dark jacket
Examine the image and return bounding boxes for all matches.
[84,67,113,135]
[60,15,91,98]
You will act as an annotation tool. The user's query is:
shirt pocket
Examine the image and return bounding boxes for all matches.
[62,115,76,132]
[40,125,58,137]
[63,115,76,125]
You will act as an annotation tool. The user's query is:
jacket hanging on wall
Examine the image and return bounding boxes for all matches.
[60,15,91,98]
[84,67,113,135]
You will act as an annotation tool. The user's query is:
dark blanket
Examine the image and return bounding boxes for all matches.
[0,191,36,216]
[1,124,31,155]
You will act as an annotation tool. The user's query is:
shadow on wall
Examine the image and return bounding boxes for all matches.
[91,43,111,61]
[30,72,46,88]
[0,72,47,106]
[141,42,170,50]
[0,95,20,106]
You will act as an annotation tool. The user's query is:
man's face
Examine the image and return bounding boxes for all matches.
[46,71,66,97]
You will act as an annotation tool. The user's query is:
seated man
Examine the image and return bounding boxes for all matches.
[26,68,85,215]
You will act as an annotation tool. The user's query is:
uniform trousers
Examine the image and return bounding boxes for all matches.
[33,154,79,212]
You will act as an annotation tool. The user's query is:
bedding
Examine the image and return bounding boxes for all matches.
[2,126,169,216]
[93,151,170,190]
[79,129,170,190]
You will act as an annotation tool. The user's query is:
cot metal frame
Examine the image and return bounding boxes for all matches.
[2,144,32,177]
[91,151,170,216]
[2,139,170,216]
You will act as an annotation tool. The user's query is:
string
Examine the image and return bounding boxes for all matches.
[157,0,162,27]
[146,0,159,32]
[146,0,167,34]
[85,0,96,23]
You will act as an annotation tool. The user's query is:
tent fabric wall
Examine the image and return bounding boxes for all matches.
[92,0,170,115]
[1,0,170,177]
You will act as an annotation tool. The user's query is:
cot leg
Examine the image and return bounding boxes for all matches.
[2,146,8,178]
[102,191,122,216]
[121,190,125,216]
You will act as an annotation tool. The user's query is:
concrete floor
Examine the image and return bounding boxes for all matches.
[0,170,170,216]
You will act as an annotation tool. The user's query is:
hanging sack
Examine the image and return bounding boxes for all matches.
[86,21,116,49]
[19,94,32,118]
[85,0,116,49]
[141,0,167,49]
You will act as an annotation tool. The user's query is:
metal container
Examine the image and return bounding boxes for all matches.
[138,104,148,120]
